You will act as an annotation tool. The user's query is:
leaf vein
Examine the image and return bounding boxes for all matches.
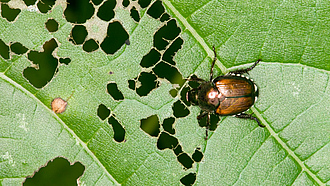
[232,135,270,185]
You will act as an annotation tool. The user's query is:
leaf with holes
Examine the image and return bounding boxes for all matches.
[0,0,330,185]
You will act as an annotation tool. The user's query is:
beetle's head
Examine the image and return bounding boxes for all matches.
[198,82,220,111]
[187,82,220,112]
[186,89,199,105]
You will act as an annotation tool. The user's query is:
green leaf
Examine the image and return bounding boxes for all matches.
[1,0,330,185]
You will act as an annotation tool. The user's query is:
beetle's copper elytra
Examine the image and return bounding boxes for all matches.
[186,46,264,139]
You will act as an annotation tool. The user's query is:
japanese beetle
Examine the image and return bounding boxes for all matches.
[187,47,264,139]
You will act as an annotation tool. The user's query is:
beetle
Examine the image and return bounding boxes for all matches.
[186,46,265,139]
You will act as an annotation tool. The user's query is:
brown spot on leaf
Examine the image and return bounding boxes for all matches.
[51,98,68,113]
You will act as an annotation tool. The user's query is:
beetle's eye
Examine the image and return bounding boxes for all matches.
[187,89,199,105]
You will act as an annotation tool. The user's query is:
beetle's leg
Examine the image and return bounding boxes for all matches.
[188,87,199,92]
[197,111,211,140]
[235,113,265,127]
[205,113,211,140]
[228,59,261,75]
[187,76,205,83]
[197,112,209,138]
[210,46,217,81]
[197,111,208,120]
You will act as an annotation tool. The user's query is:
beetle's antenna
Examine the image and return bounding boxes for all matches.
[210,46,217,81]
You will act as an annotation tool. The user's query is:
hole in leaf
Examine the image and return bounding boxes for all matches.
[136,72,159,96]
[59,58,71,65]
[177,153,193,169]
[180,173,196,186]
[172,100,190,118]
[173,144,183,156]
[70,25,88,45]
[108,116,125,142]
[37,0,56,13]
[128,79,136,90]
[188,75,200,89]
[162,19,181,40]
[192,148,203,162]
[138,0,151,8]
[97,0,116,21]
[23,0,36,6]
[0,38,9,59]
[83,39,99,52]
[64,0,95,24]
[130,6,140,22]
[23,157,85,186]
[169,89,177,98]
[107,82,124,101]
[157,132,178,150]
[140,114,160,137]
[92,0,103,5]
[160,13,170,22]
[140,48,161,68]
[23,38,59,88]
[162,117,175,134]
[100,21,129,54]
[147,0,164,19]
[10,42,28,55]
[97,104,111,120]
[209,114,220,131]
[162,37,183,65]
[154,33,168,51]
[153,61,184,86]
[1,3,21,22]
[45,18,59,32]
[122,0,129,7]
[154,19,181,50]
